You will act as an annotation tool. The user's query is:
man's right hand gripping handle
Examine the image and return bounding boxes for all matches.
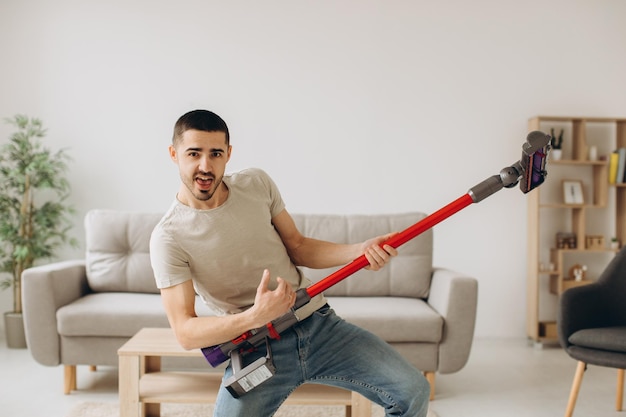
[201,288,311,367]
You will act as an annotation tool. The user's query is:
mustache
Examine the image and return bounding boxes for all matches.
[196,171,215,179]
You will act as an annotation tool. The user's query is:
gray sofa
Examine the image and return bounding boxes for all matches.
[21,209,478,398]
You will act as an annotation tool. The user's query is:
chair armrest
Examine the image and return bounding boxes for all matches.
[427,267,478,373]
[21,260,88,366]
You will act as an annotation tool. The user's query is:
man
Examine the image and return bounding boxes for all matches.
[150,109,430,416]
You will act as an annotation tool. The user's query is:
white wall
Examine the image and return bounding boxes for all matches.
[1,0,625,338]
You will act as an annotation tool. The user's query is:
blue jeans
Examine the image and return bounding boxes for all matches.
[213,305,430,417]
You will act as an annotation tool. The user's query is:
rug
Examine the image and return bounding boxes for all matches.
[66,401,438,417]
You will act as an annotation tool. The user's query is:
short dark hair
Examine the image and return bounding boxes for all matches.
[172,110,230,146]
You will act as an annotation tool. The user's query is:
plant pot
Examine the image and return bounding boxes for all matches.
[551,149,562,161]
[3,311,27,349]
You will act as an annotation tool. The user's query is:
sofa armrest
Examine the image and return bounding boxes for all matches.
[21,260,88,366]
[427,267,478,374]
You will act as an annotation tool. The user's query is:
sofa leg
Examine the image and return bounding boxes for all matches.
[565,361,586,417]
[617,368,625,411]
[64,365,77,394]
[424,371,435,401]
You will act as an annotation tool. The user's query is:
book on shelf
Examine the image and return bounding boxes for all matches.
[609,150,619,184]
[609,148,626,184]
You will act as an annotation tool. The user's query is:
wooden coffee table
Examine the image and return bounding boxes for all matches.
[118,328,371,417]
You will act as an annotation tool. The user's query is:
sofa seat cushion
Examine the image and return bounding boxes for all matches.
[57,293,215,337]
[327,297,443,343]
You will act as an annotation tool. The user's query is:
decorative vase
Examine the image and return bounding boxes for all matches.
[3,311,27,349]
[551,149,562,161]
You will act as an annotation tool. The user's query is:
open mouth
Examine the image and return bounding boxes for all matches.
[196,175,214,190]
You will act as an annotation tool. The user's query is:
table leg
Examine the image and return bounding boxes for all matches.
[119,355,140,417]
[351,391,371,417]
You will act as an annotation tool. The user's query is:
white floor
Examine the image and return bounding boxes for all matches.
[0,335,623,417]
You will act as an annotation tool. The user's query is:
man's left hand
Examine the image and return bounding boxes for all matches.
[361,232,398,271]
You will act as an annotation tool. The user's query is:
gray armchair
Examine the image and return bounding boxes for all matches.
[558,245,626,417]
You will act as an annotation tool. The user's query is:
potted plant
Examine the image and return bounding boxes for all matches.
[611,237,620,250]
[0,115,76,348]
[550,128,564,160]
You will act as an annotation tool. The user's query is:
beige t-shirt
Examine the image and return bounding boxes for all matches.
[150,168,324,316]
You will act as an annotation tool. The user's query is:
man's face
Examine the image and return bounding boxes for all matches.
[169,129,232,209]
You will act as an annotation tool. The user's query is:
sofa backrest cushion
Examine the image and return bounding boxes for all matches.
[291,212,433,298]
[85,210,163,294]
[84,210,433,298]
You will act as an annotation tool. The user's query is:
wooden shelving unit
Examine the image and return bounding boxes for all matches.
[526,116,626,344]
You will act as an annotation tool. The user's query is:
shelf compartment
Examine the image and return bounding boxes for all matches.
[538,321,558,340]
[140,371,354,405]
[549,276,593,295]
